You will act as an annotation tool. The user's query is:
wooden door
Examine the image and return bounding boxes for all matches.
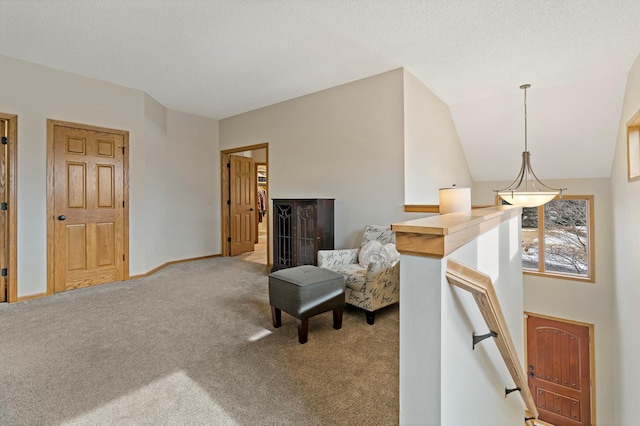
[229,154,255,256]
[527,315,591,426]
[52,124,126,292]
[0,119,6,302]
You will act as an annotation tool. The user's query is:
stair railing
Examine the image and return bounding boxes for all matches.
[446,258,539,423]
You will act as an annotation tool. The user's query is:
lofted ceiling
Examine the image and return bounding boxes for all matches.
[2,0,640,181]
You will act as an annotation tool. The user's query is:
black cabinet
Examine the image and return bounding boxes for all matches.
[271,198,334,272]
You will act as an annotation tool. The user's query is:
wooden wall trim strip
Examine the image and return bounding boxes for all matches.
[404,204,440,213]
[46,120,55,297]
[404,204,495,213]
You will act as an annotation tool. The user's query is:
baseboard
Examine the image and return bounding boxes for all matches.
[129,254,221,279]
[7,254,222,303]
[15,292,50,302]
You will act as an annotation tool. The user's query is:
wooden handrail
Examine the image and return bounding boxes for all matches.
[446,259,539,421]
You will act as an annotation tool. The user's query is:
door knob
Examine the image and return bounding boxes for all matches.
[58,215,66,220]
[249,208,254,211]
[528,372,534,378]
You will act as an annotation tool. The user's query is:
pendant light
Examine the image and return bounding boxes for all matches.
[494,84,565,207]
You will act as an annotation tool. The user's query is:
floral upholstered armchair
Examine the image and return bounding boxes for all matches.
[317,225,400,325]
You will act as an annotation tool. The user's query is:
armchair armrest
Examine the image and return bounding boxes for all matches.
[366,259,398,276]
[318,248,359,267]
[367,261,400,282]
[362,260,400,294]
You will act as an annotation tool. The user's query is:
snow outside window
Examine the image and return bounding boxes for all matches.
[520,196,594,282]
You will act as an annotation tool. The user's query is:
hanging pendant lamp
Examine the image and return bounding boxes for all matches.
[494,84,565,208]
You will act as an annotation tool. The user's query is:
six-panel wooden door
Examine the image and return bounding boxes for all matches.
[52,124,125,292]
[229,154,255,256]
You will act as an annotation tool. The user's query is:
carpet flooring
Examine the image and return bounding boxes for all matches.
[0,257,399,425]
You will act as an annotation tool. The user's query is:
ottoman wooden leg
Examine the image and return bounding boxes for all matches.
[333,307,344,330]
[297,318,309,344]
[271,306,282,328]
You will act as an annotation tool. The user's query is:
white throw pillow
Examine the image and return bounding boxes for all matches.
[358,240,383,267]
[381,243,400,265]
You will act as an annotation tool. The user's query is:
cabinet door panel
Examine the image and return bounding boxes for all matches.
[271,199,334,272]
[295,202,317,266]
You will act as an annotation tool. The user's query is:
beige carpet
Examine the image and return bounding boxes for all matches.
[0,257,399,425]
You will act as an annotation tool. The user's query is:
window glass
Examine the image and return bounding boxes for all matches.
[543,199,589,276]
[499,195,593,281]
[521,207,539,270]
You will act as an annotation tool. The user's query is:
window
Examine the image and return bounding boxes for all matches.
[504,195,595,282]
[627,108,640,181]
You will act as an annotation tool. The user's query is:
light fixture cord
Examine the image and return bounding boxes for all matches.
[523,86,528,152]
[494,83,567,199]
[523,85,529,191]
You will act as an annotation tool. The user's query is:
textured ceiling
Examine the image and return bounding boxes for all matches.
[2,0,640,181]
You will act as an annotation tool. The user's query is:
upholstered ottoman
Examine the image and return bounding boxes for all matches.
[268,265,345,344]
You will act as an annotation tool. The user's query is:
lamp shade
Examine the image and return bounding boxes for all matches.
[439,187,471,214]
[497,191,557,208]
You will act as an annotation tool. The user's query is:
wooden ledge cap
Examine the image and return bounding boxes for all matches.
[392,206,521,258]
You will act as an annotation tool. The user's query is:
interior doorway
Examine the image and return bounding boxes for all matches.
[220,143,269,266]
[0,113,17,303]
[525,313,594,426]
[253,163,268,258]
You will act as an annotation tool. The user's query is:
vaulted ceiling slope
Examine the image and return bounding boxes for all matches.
[2,1,640,181]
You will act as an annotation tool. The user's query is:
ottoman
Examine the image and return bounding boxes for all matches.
[268,265,345,344]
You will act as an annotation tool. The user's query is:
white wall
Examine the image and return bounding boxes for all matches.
[399,215,525,425]
[403,70,472,204]
[610,53,640,425]
[220,68,471,250]
[472,178,616,422]
[0,54,220,298]
[143,94,169,270]
[251,149,267,163]
[165,109,220,261]
[220,69,415,249]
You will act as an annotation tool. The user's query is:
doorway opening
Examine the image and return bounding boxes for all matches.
[525,312,595,426]
[251,163,268,261]
[0,113,17,302]
[220,143,269,267]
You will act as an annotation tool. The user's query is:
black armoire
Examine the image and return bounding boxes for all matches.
[271,198,334,272]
